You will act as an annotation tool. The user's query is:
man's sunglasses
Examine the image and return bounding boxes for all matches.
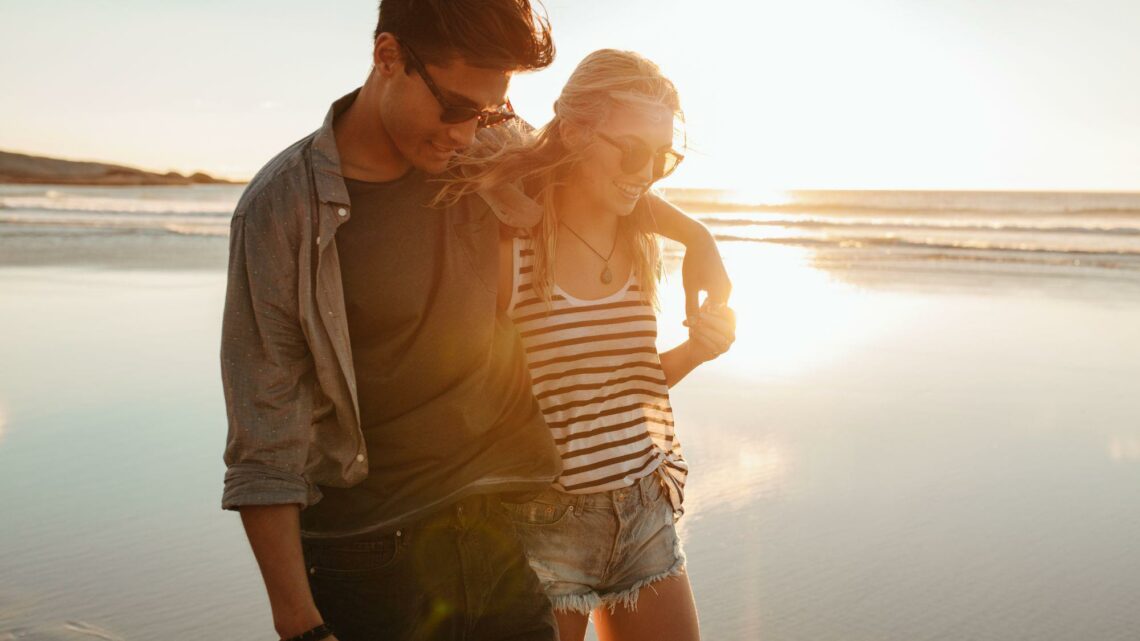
[596,132,685,181]
[397,38,516,129]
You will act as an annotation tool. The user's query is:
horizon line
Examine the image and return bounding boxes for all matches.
[4,146,1139,196]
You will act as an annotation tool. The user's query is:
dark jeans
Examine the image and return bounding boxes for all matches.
[302,494,557,641]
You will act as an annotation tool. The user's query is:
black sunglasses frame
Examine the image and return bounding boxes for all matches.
[396,38,516,129]
[596,131,685,181]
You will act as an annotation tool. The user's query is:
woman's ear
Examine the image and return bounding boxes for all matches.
[559,120,591,151]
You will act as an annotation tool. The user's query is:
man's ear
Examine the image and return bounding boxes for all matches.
[373,33,403,77]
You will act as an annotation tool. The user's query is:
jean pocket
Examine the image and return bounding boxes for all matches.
[648,468,670,505]
[303,535,405,580]
[504,499,574,527]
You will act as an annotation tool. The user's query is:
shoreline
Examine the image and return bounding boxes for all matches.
[0,230,229,271]
[4,228,1139,294]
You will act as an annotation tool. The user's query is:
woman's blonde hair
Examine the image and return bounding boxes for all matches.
[435,48,683,307]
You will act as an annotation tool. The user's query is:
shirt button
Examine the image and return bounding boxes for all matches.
[337,207,348,217]
[355,454,365,463]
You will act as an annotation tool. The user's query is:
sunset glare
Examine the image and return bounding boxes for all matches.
[1,0,1138,190]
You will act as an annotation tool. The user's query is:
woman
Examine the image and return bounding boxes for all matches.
[440,49,735,641]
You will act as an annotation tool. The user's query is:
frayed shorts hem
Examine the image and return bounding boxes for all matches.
[550,537,687,615]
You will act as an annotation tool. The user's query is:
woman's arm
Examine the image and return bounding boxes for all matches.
[660,305,736,387]
[660,341,705,388]
[644,193,732,318]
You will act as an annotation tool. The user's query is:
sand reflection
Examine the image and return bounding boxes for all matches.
[679,434,791,527]
[1109,436,1140,462]
[661,242,922,380]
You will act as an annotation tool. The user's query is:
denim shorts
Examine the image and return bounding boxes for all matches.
[502,468,686,615]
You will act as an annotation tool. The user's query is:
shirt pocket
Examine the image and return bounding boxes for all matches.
[450,210,498,296]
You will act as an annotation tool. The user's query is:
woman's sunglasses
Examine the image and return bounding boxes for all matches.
[596,132,685,181]
[397,38,516,129]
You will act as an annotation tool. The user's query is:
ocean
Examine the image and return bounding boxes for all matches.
[3,184,1140,269]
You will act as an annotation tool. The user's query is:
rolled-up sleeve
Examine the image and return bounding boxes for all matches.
[220,200,316,510]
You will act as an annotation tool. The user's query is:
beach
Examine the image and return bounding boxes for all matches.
[2,185,1140,640]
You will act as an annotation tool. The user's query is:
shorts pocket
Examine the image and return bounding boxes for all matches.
[503,499,574,527]
[648,468,669,505]
[303,535,405,580]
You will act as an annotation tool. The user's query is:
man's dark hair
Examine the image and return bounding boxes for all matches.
[375,0,554,70]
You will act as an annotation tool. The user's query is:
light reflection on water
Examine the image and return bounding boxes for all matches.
[2,242,1140,640]
[660,243,941,385]
[1109,436,1140,462]
[656,239,1140,640]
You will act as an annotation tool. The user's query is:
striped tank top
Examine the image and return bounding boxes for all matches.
[507,237,688,514]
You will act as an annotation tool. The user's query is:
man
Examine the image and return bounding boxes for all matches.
[220,2,729,640]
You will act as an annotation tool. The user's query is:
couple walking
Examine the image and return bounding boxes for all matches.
[220,1,735,640]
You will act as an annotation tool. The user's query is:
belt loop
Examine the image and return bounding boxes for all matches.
[640,474,651,507]
[573,493,586,515]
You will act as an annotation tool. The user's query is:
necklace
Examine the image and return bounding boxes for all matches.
[561,222,618,284]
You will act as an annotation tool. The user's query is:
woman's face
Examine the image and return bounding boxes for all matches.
[570,102,676,217]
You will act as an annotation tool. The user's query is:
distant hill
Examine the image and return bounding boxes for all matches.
[0,150,236,186]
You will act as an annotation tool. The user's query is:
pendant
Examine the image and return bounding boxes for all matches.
[600,265,613,284]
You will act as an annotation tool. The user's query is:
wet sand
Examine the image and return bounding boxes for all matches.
[2,233,1139,640]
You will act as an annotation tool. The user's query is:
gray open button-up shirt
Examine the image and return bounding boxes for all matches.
[220,90,553,513]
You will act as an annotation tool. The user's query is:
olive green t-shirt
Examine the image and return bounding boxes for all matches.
[299,170,558,536]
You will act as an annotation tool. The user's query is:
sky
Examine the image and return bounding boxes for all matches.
[1,0,1137,190]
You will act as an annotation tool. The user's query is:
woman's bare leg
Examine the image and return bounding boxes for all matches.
[554,610,591,641]
[592,571,699,641]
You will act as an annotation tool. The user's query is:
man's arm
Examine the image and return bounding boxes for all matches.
[221,207,330,639]
[241,505,331,639]
[643,193,732,319]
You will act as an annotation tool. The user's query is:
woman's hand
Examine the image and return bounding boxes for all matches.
[684,302,737,363]
[681,233,732,320]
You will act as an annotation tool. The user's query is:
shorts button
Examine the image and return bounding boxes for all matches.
[355,454,365,463]
[337,207,348,217]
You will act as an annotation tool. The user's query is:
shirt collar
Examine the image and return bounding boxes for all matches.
[311,88,361,206]
[310,87,543,229]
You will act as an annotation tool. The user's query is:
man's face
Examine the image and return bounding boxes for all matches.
[379,50,512,175]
